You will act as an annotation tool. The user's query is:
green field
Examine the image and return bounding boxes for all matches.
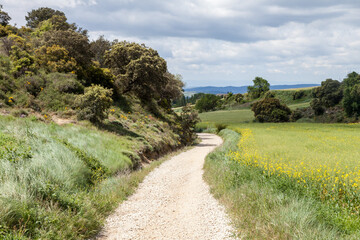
[199,109,254,126]
[201,107,360,238]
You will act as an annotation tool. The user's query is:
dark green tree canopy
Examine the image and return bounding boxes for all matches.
[0,5,11,26]
[90,36,112,67]
[159,72,184,107]
[312,79,343,108]
[195,94,220,113]
[342,72,360,117]
[26,7,65,28]
[251,98,291,122]
[104,41,168,100]
[247,76,270,99]
[41,30,92,67]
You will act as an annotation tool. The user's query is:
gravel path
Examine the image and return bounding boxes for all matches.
[97,133,235,240]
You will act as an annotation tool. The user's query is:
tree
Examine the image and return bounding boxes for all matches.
[25,7,65,28]
[0,4,11,26]
[178,104,200,144]
[75,85,113,123]
[342,72,360,117]
[90,35,111,67]
[195,94,220,113]
[312,79,343,108]
[251,98,291,122]
[104,41,168,101]
[247,77,270,99]
[41,30,92,67]
[158,72,184,108]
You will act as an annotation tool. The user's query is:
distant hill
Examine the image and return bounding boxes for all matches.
[184,84,319,95]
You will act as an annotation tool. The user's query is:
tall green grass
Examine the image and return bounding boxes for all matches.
[0,115,180,239]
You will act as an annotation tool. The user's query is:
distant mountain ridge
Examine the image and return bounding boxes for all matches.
[184,84,319,95]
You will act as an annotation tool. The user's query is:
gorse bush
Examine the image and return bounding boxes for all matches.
[75,85,113,123]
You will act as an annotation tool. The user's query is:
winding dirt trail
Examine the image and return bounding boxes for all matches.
[97,133,235,240]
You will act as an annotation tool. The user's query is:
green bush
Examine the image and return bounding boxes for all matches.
[37,87,76,111]
[75,85,113,123]
[23,75,46,97]
[46,72,84,94]
[289,109,303,122]
[292,90,305,100]
[195,94,220,113]
[251,98,292,122]
[215,123,228,133]
[178,104,200,144]
[310,98,325,116]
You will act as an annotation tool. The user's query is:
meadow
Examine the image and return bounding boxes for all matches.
[200,107,360,238]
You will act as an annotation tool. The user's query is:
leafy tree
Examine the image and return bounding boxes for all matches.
[25,7,65,28]
[75,85,113,123]
[79,65,114,89]
[195,94,220,113]
[251,98,291,122]
[342,72,360,117]
[310,98,325,116]
[90,35,111,67]
[233,93,244,103]
[158,72,184,108]
[312,79,343,108]
[104,41,168,100]
[292,90,305,100]
[247,77,270,99]
[35,45,77,73]
[0,4,11,26]
[41,30,92,67]
[178,104,199,144]
[187,93,205,104]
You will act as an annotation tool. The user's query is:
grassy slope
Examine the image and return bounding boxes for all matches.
[0,114,181,239]
[204,129,356,239]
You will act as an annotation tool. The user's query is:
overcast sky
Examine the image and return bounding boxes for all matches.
[3,0,360,87]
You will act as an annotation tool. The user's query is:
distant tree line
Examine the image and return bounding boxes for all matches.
[174,76,267,113]
[309,72,360,121]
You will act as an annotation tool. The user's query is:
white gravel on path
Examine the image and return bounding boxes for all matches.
[97,133,235,240]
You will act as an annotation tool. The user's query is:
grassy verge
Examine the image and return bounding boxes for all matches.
[203,129,359,239]
[0,115,183,239]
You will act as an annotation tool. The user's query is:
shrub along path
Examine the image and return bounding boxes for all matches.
[97,133,235,240]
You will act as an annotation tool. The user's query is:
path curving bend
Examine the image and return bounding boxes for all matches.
[97,133,235,240]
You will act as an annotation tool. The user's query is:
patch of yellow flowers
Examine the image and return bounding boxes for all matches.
[229,128,360,214]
